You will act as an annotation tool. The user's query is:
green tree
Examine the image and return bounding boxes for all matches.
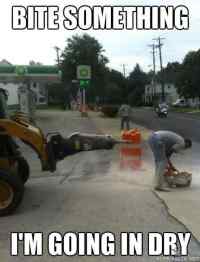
[61,34,109,103]
[105,82,122,104]
[146,70,155,84]
[127,64,148,106]
[104,69,126,104]
[176,50,200,99]
[157,62,181,84]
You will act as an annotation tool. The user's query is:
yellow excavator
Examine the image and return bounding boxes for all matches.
[0,89,129,216]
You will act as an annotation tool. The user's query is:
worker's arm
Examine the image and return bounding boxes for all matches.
[171,142,185,154]
[118,106,123,117]
[167,159,177,171]
[166,140,185,158]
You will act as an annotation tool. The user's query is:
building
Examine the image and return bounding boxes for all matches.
[0,82,19,107]
[0,60,19,107]
[145,82,200,107]
[0,61,60,106]
[0,60,60,119]
[0,60,53,107]
[30,81,48,105]
[144,82,179,105]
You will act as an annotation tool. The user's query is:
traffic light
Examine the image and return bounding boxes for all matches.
[79,79,90,89]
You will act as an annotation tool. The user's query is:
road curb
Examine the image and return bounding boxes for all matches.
[153,190,200,245]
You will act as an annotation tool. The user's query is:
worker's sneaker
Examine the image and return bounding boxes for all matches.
[154,187,171,192]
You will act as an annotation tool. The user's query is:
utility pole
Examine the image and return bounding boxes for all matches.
[121,64,128,103]
[121,64,127,78]
[153,37,165,102]
[149,44,156,78]
[54,46,61,66]
[148,44,157,103]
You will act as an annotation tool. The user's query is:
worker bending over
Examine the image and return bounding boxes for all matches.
[148,131,192,191]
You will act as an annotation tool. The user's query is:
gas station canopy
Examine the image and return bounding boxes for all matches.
[0,65,61,83]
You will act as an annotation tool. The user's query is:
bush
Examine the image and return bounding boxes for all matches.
[87,103,96,111]
[101,105,119,117]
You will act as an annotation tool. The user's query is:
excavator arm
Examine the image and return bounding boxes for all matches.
[0,116,131,173]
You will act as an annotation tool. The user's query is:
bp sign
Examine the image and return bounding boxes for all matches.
[77,65,91,80]
[15,66,27,76]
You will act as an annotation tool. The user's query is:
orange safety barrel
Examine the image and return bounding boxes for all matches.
[120,147,142,156]
[121,129,141,143]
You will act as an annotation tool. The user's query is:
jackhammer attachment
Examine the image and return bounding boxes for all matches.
[46,132,131,172]
[66,132,132,151]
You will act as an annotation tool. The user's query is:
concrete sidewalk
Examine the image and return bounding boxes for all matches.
[155,142,200,242]
[90,112,200,243]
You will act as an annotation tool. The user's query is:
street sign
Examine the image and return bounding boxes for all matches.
[77,65,91,80]
[72,79,79,84]
[79,79,90,89]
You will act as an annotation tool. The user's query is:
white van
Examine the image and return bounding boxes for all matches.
[172,99,188,107]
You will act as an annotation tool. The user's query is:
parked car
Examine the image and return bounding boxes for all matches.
[172,99,188,108]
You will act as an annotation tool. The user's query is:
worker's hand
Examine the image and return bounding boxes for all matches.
[167,148,176,157]
[167,159,177,171]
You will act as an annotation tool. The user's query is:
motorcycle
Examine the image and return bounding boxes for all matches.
[155,105,168,118]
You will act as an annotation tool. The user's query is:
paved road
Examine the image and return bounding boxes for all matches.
[132,108,200,142]
[0,110,200,261]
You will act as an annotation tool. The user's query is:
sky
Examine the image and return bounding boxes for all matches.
[0,0,199,75]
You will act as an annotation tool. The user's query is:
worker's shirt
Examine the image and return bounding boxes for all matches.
[154,131,185,155]
[119,104,132,117]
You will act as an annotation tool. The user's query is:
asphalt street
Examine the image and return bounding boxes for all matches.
[0,110,200,261]
[132,108,200,142]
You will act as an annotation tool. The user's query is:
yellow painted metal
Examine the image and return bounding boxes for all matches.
[0,118,49,169]
[0,180,14,209]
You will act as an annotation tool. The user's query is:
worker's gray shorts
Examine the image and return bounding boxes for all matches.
[148,133,167,163]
